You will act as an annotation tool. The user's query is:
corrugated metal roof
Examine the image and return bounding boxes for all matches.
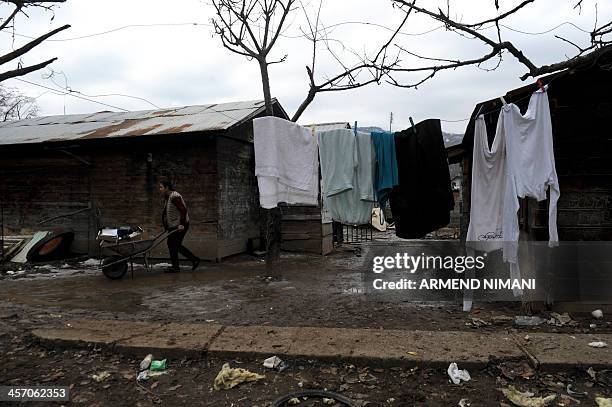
[0,99,280,146]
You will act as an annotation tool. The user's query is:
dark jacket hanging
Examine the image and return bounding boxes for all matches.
[390,118,455,239]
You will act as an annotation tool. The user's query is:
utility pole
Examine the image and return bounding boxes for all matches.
[389,112,393,132]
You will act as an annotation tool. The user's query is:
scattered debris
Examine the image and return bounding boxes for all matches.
[150,359,167,371]
[270,390,356,407]
[406,351,418,357]
[588,341,608,348]
[500,386,556,407]
[514,340,540,369]
[10,231,49,263]
[558,394,581,406]
[136,370,168,381]
[140,354,153,371]
[590,323,597,329]
[213,363,265,390]
[80,258,100,267]
[592,309,604,319]
[91,371,111,382]
[596,397,612,407]
[499,361,536,380]
[466,317,491,328]
[447,363,471,384]
[491,315,514,324]
[566,384,587,398]
[547,312,576,327]
[587,367,612,386]
[458,398,470,406]
[263,356,288,372]
[515,316,546,326]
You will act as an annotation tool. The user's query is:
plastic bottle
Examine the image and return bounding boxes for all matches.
[140,354,153,371]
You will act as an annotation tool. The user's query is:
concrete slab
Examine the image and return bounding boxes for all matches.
[31,319,159,348]
[209,325,298,356]
[30,319,612,368]
[526,332,612,368]
[211,326,523,367]
[115,322,223,358]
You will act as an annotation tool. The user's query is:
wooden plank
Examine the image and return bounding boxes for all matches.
[282,214,322,221]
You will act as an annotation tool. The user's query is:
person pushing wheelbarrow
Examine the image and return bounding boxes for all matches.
[158,176,200,273]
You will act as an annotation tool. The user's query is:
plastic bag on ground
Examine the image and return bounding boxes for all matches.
[447,363,471,384]
[213,363,265,390]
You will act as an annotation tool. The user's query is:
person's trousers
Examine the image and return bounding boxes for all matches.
[166,225,199,270]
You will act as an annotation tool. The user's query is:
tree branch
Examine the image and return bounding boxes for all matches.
[519,43,612,80]
[0,57,57,82]
[0,5,21,32]
[0,24,70,66]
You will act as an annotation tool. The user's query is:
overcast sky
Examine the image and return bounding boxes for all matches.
[0,0,609,133]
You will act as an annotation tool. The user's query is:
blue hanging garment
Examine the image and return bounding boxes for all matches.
[371,131,399,208]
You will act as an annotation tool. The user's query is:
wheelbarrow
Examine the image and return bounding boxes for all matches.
[98,228,178,280]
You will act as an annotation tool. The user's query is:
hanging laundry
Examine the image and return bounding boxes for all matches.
[390,119,454,239]
[463,88,559,311]
[318,128,357,198]
[371,131,399,208]
[253,116,319,209]
[465,115,506,252]
[318,129,376,225]
[499,86,560,264]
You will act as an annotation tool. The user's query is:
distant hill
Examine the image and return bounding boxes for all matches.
[443,132,463,148]
[356,126,385,133]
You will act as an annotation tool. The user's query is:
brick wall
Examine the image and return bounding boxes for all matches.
[0,136,221,260]
[0,152,93,253]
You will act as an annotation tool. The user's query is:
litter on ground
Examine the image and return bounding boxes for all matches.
[213,363,265,390]
[500,385,556,407]
[447,363,471,384]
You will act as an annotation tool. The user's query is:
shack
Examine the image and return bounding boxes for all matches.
[458,52,612,307]
[0,99,288,261]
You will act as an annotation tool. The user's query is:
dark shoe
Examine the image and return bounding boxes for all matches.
[164,267,180,274]
[192,259,200,271]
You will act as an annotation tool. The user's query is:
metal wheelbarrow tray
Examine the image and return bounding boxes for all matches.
[98,229,176,280]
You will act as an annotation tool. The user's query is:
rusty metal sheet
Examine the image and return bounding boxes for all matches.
[0,99,275,146]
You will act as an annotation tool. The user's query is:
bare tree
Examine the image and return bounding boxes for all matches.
[211,0,295,116]
[0,0,70,83]
[211,0,413,121]
[211,0,413,266]
[290,0,413,121]
[211,0,297,267]
[0,85,38,121]
[385,0,612,88]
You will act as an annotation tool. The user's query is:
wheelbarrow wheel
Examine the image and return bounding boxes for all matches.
[102,257,128,280]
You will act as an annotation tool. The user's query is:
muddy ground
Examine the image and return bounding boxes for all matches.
[1,245,611,406]
[1,314,610,407]
[0,248,609,334]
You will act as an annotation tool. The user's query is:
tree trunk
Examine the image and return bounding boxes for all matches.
[258,60,281,271]
[291,87,316,122]
[259,60,274,115]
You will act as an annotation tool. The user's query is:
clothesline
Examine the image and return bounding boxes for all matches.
[437,75,565,124]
